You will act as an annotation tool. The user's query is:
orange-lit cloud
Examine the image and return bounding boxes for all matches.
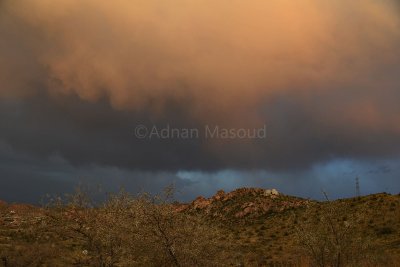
[0,0,400,172]
[1,0,399,113]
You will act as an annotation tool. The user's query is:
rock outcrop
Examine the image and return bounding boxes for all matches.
[263,189,279,198]
[180,187,309,221]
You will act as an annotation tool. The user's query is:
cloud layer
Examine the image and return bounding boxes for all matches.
[0,0,400,173]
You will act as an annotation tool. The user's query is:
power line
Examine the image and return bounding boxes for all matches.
[355,176,360,197]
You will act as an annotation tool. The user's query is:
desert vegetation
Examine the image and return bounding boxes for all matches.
[36,186,223,266]
[294,192,395,267]
[0,187,399,266]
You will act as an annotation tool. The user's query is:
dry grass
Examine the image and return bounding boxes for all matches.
[0,188,399,266]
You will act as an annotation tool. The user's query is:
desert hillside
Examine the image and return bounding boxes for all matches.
[0,188,399,266]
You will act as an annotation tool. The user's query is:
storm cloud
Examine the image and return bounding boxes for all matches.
[0,0,400,201]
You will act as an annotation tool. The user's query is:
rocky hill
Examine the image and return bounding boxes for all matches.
[0,188,399,266]
[178,188,311,222]
[177,188,400,265]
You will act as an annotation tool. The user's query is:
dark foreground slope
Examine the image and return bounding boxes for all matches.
[0,189,399,266]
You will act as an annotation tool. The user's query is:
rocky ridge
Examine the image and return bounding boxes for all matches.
[178,188,311,220]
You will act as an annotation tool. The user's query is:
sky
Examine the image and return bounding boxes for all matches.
[0,0,400,203]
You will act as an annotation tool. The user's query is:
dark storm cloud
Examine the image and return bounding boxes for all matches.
[0,93,219,171]
[1,90,400,172]
[1,140,399,203]
[0,137,400,204]
[0,141,196,203]
[0,0,400,189]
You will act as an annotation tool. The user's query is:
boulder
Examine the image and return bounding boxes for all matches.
[263,189,279,197]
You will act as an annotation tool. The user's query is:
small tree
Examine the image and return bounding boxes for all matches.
[140,186,221,266]
[44,185,222,266]
[295,192,372,267]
